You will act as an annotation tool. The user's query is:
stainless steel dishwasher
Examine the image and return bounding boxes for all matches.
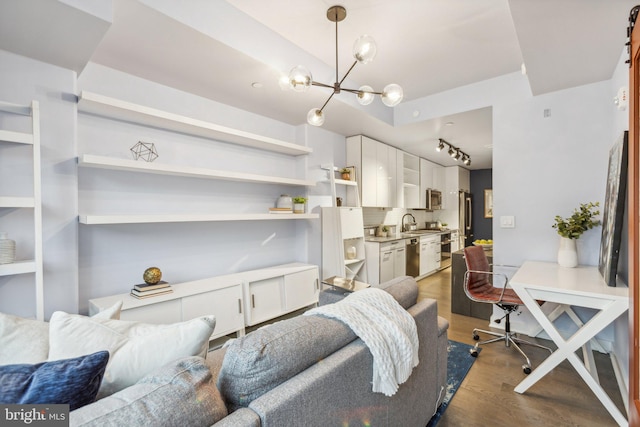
[406,238,420,277]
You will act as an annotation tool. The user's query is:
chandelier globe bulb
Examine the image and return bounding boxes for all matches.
[381,83,403,107]
[289,65,312,92]
[307,108,325,126]
[353,35,377,64]
[357,85,375,105]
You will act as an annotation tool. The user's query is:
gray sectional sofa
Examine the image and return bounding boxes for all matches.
[71,276,449,427]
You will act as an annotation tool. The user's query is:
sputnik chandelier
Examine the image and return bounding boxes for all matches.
[436,138,471,166]
[287,5,403,126]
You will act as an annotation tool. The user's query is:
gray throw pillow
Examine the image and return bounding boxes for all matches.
[217,315,356,412]
[70,356,227,426]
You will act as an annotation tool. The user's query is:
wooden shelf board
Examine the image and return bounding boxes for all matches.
[0,260,36,276]
[79,154,316,187]
[79,213,319,225]
[78,91,312,156]
[0,197,35,208]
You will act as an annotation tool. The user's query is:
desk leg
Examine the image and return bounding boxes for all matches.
[513,293,629,426]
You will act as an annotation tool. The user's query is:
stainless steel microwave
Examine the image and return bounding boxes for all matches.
[426,189,442,210]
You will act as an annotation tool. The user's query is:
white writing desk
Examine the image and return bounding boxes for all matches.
[510,261,629,427]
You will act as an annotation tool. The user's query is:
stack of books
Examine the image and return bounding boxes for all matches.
[268,207,292,214]
[130,281,173,299]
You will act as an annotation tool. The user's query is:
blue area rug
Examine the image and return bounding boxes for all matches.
[427,340,480,427]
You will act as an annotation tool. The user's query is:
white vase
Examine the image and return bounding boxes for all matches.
[557,237,578,268]
[346,246,357,260]
[0,231,16,264]
[293,203,305,214]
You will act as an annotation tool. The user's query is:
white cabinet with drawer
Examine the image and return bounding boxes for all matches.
[365,239,406,285]
[89,263,318,340]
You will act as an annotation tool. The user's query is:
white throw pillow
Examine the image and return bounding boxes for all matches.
[48,313,216,399]
[0,301,123,366]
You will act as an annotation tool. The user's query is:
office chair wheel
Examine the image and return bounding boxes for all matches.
[523,365,531,374]
[472,333,479,341]
[469,348,478,357]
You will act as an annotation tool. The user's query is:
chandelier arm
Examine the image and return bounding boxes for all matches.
[319,92,336,112]
[311,81,334,89]
[341,87,382,95]
[338,60,359,86]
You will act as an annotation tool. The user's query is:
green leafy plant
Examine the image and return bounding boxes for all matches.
[293,196,307,204]
[552,202,601,239]
[381,225,389,232]
[340,168,350,173]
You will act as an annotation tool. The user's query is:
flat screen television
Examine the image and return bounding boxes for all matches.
[598,131,628,286]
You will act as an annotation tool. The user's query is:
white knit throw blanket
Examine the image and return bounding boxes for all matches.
[304,288,419,396]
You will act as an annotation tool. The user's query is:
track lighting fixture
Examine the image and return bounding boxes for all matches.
[287,5,403,127]
[436,138,471,166]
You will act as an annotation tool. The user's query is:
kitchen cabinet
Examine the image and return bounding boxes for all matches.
[322,207,367,282]
[419,234,441,276]
[401,152,420,209]
[346,135,397,208]
[0,100,44,320]
[365,239,406,285]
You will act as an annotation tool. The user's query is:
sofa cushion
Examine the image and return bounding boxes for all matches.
[70,356,227,427]
[0,351,109,410]
[0,301,123,366]
[374,276,418,308]
[218,315,357,412]
[48,313,215,399]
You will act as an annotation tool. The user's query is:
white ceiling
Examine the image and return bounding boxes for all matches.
[0,0,636,169]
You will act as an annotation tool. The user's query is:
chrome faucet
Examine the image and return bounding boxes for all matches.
[402,213,416,232]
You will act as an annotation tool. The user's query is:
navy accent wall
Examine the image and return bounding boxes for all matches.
[470,169,492,240]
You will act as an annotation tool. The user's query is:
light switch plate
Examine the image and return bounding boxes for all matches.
[500,216,515,228]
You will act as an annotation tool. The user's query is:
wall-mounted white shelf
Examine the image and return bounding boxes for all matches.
[0,197,35,208]
[0,129,33,145]
[78,154,316,187]
[79,213,319,225]
[77,91,312,156]
[0,260,37,276]
[0,100,43,320]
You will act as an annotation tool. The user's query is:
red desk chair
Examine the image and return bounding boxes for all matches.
[463,245,551,374]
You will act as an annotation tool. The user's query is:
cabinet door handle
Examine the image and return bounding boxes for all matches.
[315,278,319,290]
[238,298,242,314]
[251,294,255,308]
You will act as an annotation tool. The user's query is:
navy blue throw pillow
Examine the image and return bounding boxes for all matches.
[0,351,109,410]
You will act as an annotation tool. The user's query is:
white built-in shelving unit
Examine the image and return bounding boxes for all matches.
[77,92,319,224]
[402,152,421,209]
[77,91,312,156]
[320,164,360,208]
[0,100,44,320]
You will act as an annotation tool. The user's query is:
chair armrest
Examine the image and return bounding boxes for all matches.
[463,270,511,303]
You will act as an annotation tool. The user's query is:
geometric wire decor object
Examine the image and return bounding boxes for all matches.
[130,141,158,162]
[286,5,403,127]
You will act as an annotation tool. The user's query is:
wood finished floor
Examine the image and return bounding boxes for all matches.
[418,268,626,427]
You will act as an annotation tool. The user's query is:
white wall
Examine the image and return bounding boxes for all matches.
[0,49,78,318]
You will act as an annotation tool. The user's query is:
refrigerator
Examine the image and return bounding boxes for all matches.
[458,191,473,247]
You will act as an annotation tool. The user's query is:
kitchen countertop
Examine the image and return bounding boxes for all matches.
[365,229,455,243]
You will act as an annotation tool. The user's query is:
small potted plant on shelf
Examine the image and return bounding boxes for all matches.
[293,196,307,214]
[340,168,351,180]
[552,201,600,267]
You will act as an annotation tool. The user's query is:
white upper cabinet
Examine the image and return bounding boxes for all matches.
[346,135,397,208]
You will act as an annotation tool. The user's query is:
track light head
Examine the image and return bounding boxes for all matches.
[436,140,445,152]
[438,138,471,166]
